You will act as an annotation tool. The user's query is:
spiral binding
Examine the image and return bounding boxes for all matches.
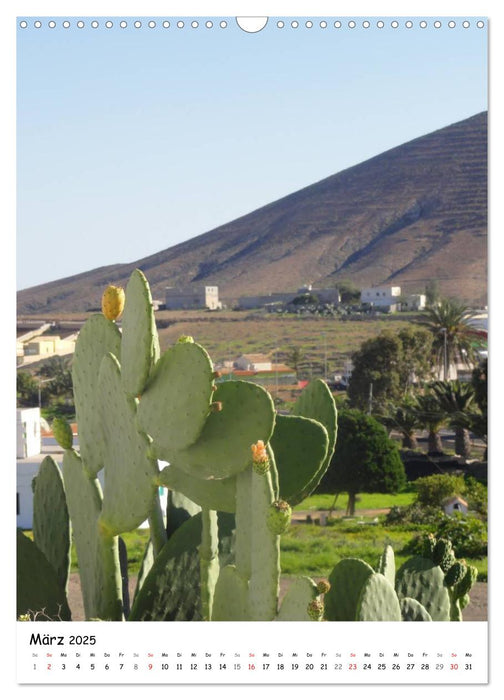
[18,18,486,31]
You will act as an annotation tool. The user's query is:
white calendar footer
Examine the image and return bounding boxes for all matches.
[17,620,488,684]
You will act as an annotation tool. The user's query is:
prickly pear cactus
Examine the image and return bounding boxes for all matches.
[275,577,320,621]
[395,556,451,621]
[271,414,329,505]
[72,314,121,475]
[356,573,402,621]
[17,529,72,621]
[399,597,432,621]
[324,558,375,621]
[32,455,71,592]
[97,352,159,536]
[120,269,160,397]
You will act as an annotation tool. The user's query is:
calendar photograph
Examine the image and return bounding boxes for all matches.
[15,4,489,685]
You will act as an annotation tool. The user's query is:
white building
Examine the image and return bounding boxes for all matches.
[361,286,402,311]
[17,407,41,459]
[234,354,272,371]
[165,285,221,310]
[402,294,427,311]
[16,409,168,530]
[442,496,469,516]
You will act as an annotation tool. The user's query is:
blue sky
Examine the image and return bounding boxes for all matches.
[16,13,487,290]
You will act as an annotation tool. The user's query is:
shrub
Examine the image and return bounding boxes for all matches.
[436,513,487,558]
[385,503,443,527]
[414,473,466,508]
[463,476,488,519]
[404,513,487,559]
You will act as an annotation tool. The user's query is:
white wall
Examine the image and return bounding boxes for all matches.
[16,408,41,459]
[361,286,401,306]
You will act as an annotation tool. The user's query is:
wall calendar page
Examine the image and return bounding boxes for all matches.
[10,0,495,693]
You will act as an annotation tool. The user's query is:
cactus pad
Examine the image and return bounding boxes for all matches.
[212,565,251,621]
[136,341,214,456]
[32,456,70,592]
[399,597,433,621]
[62,449,123,620]
[120,269,160,397]
[129,513,204,621]
[158,465,237,513]
[52,418,73,450]
[97,353,159,535]
[377,544,395,588]
[271,414,329,505]
[16,529,72,621]
[169,380,276,479]
[275,576,319,621]
[292,378,338,491]
[395,556,451,621]
[72,314,122,475]
[356,573,402,621]
[324,558,375,621]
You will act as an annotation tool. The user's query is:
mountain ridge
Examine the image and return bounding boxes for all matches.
[17,111,487,313]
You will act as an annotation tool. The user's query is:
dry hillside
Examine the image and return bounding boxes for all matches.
[17,112,487,314]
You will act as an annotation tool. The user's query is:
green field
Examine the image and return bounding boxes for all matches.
[58,487,486,583]
[154,309,419,375]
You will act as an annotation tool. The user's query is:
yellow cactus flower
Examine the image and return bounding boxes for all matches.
[102,285,125,321]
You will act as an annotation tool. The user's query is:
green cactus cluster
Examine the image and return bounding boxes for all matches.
[324,538,477,622]
[17,269,478,623]
[17,269,337,622]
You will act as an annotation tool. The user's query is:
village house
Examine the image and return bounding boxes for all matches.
[360,285,402,312]
[165,285,221,310]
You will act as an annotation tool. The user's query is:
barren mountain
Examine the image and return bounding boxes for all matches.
[17,111,487,314]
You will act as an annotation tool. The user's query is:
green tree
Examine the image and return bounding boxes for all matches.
[291,292,319,305]
[38,356,73,400]
[319,409,406,515]
[466,358,488,455]
[16,371,40,407]
[472,357,488,415]
[419,297,477,379]
[430,380,476,459]
[284,346,308,379]
[377,397,422,450]
[337,280,361,304]
[347,328,433,412]
[411,391,446,454]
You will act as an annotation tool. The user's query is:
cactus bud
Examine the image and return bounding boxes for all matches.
[210,401,223,413]
[454,564,478,599]
[307,599,324,621]
[432,538,456,572]
[422,533,437,559]
[177,335,194,344]
[266,500,292,535]
[102,284,125,321]
[444,561,467,588]
[212,370,222,379]
[316,578,331,595]
[52,417,73,450]
[251,440,270,474]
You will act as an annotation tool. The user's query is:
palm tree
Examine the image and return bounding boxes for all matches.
[419,298,477,380]
[430,380,476,459]
[377,398,422,450]
[412,391,447,455]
